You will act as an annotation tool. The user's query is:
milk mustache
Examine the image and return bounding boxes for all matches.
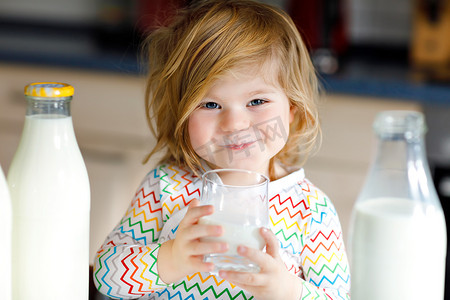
[7,83,90,300]
[348,111,447,300]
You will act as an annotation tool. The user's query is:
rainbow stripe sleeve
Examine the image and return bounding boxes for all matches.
[93,166,177,299]
[296,179,350,299]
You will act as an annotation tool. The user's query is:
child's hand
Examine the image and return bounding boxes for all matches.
[218,228,303,300]
[157,199,227,284]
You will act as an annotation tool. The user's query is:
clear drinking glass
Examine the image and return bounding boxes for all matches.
[199,169,269,274]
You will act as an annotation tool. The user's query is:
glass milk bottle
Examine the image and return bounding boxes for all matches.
[0,163,12,300]
[349,110,447,300]
[7,83,90,300]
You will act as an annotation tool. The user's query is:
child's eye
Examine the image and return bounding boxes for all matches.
[248,99,267,106]
[201,102,221,109]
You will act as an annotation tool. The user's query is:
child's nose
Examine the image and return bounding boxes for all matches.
[220,109,250,132]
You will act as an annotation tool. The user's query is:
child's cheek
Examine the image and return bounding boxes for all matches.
[188,115,214,152]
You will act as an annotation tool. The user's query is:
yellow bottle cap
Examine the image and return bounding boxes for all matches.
[24,82,74,98]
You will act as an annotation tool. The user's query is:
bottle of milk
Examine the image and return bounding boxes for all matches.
[0,163,12,300]
[348,110,447,300]
[7,83,90,300]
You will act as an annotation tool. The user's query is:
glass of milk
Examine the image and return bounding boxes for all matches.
[199,169,269,274]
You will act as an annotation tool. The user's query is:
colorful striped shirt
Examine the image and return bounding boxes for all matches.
[93,164,350,299]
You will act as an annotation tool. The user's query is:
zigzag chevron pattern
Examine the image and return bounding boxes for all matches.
[93,165,350,299]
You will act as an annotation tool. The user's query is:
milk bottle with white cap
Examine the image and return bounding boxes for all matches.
[7,83,90,300]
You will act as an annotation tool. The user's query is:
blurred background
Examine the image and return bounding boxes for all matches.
[0,0,449,298]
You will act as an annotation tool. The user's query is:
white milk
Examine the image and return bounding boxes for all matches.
[0,164,12,300]
[350,197,447,300]
[199,215,265,255]
[7,115,90,300]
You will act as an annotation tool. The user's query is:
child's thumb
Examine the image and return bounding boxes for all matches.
[261,227,281,259]
[188,198,200,208]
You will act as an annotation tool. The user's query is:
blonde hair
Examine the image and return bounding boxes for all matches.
[142,0,321,180]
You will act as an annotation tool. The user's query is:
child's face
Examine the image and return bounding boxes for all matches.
[188,68,295,175]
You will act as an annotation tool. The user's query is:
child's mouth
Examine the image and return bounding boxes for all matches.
[224,141,255,150]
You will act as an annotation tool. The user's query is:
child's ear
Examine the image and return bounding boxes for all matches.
[289,105,297,124]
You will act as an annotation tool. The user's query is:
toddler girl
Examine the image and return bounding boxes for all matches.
[93,1,351,299]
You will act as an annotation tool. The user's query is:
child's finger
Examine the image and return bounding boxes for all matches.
[182,199,214,224]
[186,198,201,214]
[189,240,228,256]
[232,228,280,267]
[232,230,281,273]
[260,227,280,259]
[235,245,268,270]
[190,256,216,273]
[188,198,200,207]
[182,223,223,241]
[218,266,265,287]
